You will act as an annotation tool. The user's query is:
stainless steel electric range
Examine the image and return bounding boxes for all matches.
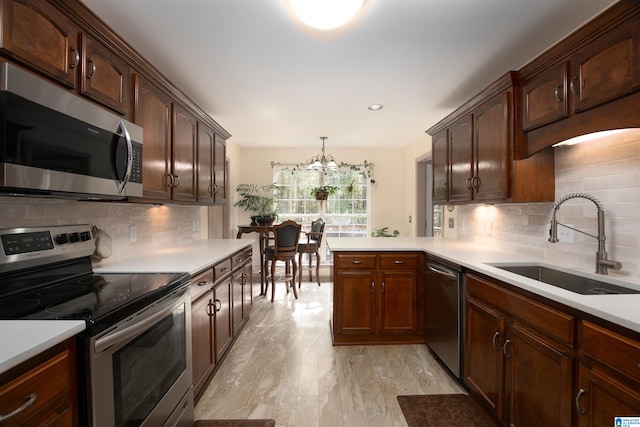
[0,224,194,426]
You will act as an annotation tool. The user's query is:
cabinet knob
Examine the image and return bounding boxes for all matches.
[87,58,96,79]
[0,394,37,421]
[554,84,564,102]
[69,47,80,69]
[197,280,208,287]
[352,260,363,265]
[370,282,375,293]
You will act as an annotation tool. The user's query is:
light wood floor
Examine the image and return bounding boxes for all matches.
[194,273,465,427]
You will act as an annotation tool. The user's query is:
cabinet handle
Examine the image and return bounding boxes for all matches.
[212,184,219,194]
[492,331,501,350]
[352,260,363,265]
[207,300,214,317]
[174,175,180,188]
[370,282,375,293]
[554,84,564,102]
[87,58,96,79]
[381,281,385,292]
[197,280,208,287]
[575,388,586,415]
[570,76,579,95]
[163,173,174,189]
[503,339,512,358]
[393,260,405,264]
[214,299,222,312]
[0,394,37,421]
[465,177,472,190]
[442,182,448,195]
[69,47,80,69]
[472,176,480,190]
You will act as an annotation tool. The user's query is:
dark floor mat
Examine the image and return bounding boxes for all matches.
[397,394,497,427]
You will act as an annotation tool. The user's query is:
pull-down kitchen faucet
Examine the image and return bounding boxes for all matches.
[549,192,622,275]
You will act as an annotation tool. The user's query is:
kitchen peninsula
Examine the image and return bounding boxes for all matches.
[328,237,640,426]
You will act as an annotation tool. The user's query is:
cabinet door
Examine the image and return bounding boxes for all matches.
[522,62,569,131]
[431,129,449,203]
[448,115,473,203]
[134,75,172,201]
[232,270,243,334]
[191,293,214,397]
[576,365,640,427]
[334,270,376,335]
[213,134,227,204]
[172,103,197,202]
[504,323,573,427]
[80,33,130,116]
[0,0,79,88]
[571,16,640,114]
[378,270,417,335]
[242,260,253,317]
[473,92,510,202]
[197,122,215,204]
[465,297,505,421]
[213,280,232,362]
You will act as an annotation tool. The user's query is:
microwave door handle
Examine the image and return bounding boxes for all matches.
[114,120,133,193]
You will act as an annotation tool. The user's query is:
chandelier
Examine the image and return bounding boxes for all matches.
[307,137,339,172]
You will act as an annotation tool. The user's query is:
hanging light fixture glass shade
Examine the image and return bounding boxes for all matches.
[307,137,338,172]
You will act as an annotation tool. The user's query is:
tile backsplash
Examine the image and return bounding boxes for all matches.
[0,198,206,263]
[452,129,640,277]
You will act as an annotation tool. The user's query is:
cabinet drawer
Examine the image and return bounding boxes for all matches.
[334,253,377,269]
[213,258,232,282]
[191,269,214,301]
[231,250,245,269]
[581,320,640,384]
[379,253,419,269]
[0,349,72,426]
[467,274,575,347]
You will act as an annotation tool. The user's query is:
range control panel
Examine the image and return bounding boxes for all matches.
[0,224,94,273]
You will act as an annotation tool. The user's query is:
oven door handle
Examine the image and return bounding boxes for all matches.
[94,289,185,354]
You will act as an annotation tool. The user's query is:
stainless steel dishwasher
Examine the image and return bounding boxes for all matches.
[424,256,464,379]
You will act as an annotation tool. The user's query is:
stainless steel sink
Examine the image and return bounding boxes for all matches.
[490,264,640,295]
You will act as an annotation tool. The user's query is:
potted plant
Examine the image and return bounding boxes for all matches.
[309,185,339,201]
[234,183,281,225]
[371,227,399,237]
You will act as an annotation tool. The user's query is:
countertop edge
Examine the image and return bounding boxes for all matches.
[0,320,86,374]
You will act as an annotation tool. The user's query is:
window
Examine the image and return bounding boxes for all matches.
[273,166,370,240]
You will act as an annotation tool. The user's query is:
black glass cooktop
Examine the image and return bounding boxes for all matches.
[0,257,189,334]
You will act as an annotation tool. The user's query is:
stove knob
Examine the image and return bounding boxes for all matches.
[80,231,92,241]
[55,234,69,244]
[68,232,80,243]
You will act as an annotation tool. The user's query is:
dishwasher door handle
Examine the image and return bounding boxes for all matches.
[427,263,459,281]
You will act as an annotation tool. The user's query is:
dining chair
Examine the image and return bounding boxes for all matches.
[263,220,302,302]
[298,218,325,288]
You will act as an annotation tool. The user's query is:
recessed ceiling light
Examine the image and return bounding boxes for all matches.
[368,104,384,111]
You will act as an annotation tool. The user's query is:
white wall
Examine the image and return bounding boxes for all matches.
[444,129,640,278]
[229,146,409,235]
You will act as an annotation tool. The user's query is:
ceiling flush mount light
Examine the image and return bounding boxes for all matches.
[368,104,384,111]
[308,137,339,171]
[285,0,369,31]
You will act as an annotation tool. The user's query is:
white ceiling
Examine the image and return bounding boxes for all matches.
[82,0,617,149]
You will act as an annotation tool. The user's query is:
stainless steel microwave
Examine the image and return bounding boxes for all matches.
[0,62,143,199]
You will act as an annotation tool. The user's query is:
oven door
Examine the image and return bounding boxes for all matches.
[89,285,193,427]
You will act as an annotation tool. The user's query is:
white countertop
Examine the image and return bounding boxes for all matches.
[1,239,251,375]
[0,320,85,373]
[327,237,640,334]
[94,239,253,275]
